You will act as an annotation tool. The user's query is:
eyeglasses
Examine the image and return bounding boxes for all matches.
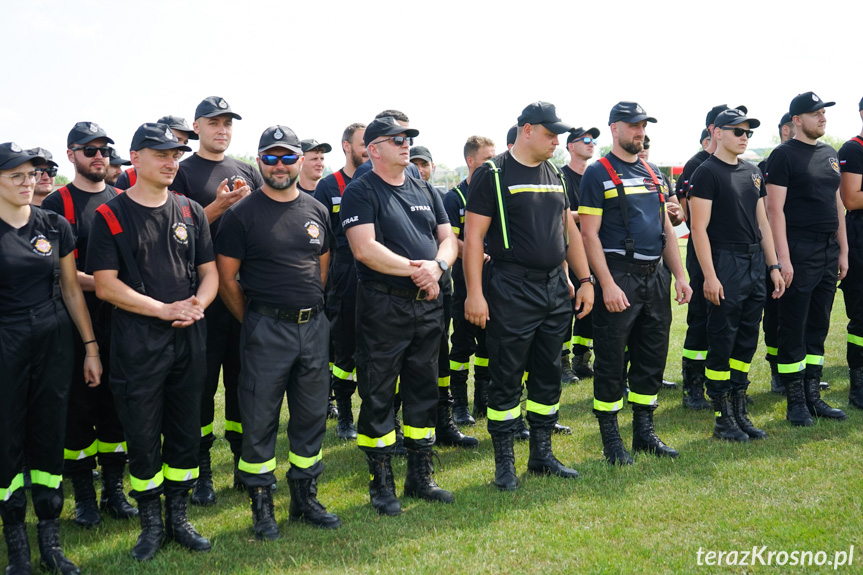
[572,137,597,145]
[722,127,754,138]
[37,167,58,178]
[259,154,300,166]
[0,171,40,186]
[70,145,112,158]
[373,136,413,147]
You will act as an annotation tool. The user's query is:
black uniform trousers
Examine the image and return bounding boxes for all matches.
[0,299,73,519]
[449,268,489,388]
[237,308,329,486]
[110,310,206,500]
[355,282,442,453]
[762,276,779,364]
[840,213,863,369]
[437,290,452,399]
[776,230,838,379]
[64,294,126,474]
[485,261,569,433]
[200,296,242,455]
[326,250,358,392]
[682,239,709,363]
[592,258,671,413]
[703,249,766,395]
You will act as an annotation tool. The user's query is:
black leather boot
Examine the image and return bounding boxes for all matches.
[1,504,31,575]
[164,492,211,552]
[36,519,79,575]
[100,466,138,519]
[527,426,578,478]
[450,376,476,426]
[731,389,766,439]
[436,400,479,448]
[784,374,813,426]
[850,367,863,409]
[248,486,280,540]
[130,494,164,561]
[335,394,357,440]
[769,361,784,394]
[596,411,633,465]
[327,377,339,420]
[710,393,750,442]
[513,416,530,441]
[366,452,401,516]
[682,358,711,410]
[393,413,407,457]
[404,449,454,503]
[560,353,578,385]
[805,377,847,420]
[190,448,216,506]
[632,405,679,457]
[571,349,594,378]
[69,471,100,528]
[489,431,519,491]
[472,366,489,419]
[288,477,341,529]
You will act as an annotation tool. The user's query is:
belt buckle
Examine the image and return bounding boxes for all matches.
[416,289,427,301]
[298,308,312,324]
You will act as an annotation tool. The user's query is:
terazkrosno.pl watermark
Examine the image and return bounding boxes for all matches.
[696,546,854,569]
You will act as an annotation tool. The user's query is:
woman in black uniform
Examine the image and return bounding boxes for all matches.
[0,143,101,575]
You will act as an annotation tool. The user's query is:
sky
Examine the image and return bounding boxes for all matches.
[3,0,862,180]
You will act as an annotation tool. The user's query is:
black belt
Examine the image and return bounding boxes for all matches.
[248,300,323,324]
[364,281,427,301]
[493,260,559,280]
[606,257,661,276]
[712,242,762,254]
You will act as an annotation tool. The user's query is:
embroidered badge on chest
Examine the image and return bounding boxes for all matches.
[829,158,840,173]
[31,234,53,256]
[172,222,189,245]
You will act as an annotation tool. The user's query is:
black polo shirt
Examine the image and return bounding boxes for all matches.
[41,183,118,272]
[688,156,765,245]
[314,168,353,254]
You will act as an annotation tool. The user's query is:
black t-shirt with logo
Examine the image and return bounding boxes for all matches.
[467,151,570,270]
[838,137,863,176]
[0,207,75,314]
[765,139,840,233]
[86,193,214,305]
[561,165,583,210]
[676,150,710,200]
[314,168,353,254]
[41,183,118,272]
[341,171,448,290]
[215,189,330,308]
[688,155,766,245]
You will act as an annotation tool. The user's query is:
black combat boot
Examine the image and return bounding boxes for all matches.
[595,411,633,465]
[248,486,280,541]
[526,426,578,478]
[190,448,216,506]
[682,358,711,410]
[710,393,750,442]
[327,378,339,420]
[560,353,578,385]
[288,477,341,529]
[489,431,519,491]
[731,389,766,439]
[1,503,31,575]
[164,492,211,552]
[472,366,490,419]
[404,449,454,503]
[36,519,79,575]
[849,367,863,409]
[450,376,475,426]
[100,466,138,519]
[804,377,847,420]
[769,360,784,394]
[784,374,813,427]
[571,349,594,378]
[130,494,164,561]
[69,471,100,528]
[632,405,679,457]
[366,452,401,516]
[393,413,407,457]
[335,394,357,440]
[513,416,530,441]
[436,399,479,448]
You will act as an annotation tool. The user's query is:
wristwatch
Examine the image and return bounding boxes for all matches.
[579,274,596,285]
[767,264,782,273]
[435,258,449,272]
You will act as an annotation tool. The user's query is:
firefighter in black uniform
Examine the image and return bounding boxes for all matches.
[88,123,219,561]
[114,116,196,192]
[839,96,863,409]
[765,92,848,426]
[342,115,458,515]
[0,143,101,575]
[41,122,137,528]
[217,125,340,540]
[688,109,785,442]
[580,102,691,465]
[465,102,594,491]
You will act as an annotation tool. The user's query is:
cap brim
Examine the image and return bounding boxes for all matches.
[303,143,333,154]
[71,134,116,145]
[136,142,193,152]
[259,143,303,154]
[541,121,573,134]
[172,127,199,140]
[198,111,242,120]
[110,159,133,166]
[586,127,600,138]
[411,154,433,164]
[610,114,657,125]
[1,155,47,171]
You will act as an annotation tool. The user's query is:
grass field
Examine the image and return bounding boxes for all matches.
[6,245,863,574]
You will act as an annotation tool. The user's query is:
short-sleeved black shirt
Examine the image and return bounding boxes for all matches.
[341,172,448,290]
[314,168,353,254]
[838,137,863,175]
[215,189,330,308]
[113,168,136,191]
[561,165,583,210]
[86,193,214,305]
[688,155,765,245]
[297,184,315,195]
[675,150,710,200]
[443,179,470,281]
[41,183,118,272]
[764,139,840,233]
[466,151,570,270]
[354,159,421,180]
[0,207,75,313]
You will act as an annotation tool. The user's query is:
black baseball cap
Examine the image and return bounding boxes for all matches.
[567,126,600,144]
[705,104,748,128]
[859,96,863,112]
[26,147,58,168]
[506,125,518,146]
[258,126,302,154]
[156,115,199,140]
[109,148,132,166]
[778,112,793,128]
[130,123,193,152]
[363,116,419,146]
[194,96,242,120]
[699,128,709,143]
[517,102,571,134]
[609,101,657,125]
[789,92,835,116]
[713,108,761,130]
[300,139,332,154]
[0,143,47,171]
[643,135,651,149]
[410,146,433,163]
[67,121,115,147]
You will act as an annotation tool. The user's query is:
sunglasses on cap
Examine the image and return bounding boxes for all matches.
[37,167,58,178]
[259,154,300,166]
[572,137,597,145]
[373,136,414,147]
[722,127,753,138]
[70,145,112,158]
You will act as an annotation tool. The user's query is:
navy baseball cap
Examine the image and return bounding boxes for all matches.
[789,92,834,116]
[363,116,419,146]
[517,102,571,134]
[567,126,600,144]
[300,139,332,153]
[27,147,58,168]
[506,125,518,146]
[699,128,709,143]
[410,146,433,163]
[705,104,748,128]
[714,108,760,130]
[258,126,302,154]
[778,112,793,128]
[859,96,863,112]
[0,143,46,171]
[194,96,242,120]
[609,102,657,125]
[109,148,132,166]
[67,121,115,147]
[130,123,193,152]
[643,135,651,149]
[156,115,199,140]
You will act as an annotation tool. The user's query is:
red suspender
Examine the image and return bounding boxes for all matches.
[852,136,863,149]
[95,204,124,235]
[639,159,666,205]
[126,167,137,188]
[334,170,347,195]
[57,186,79,259]
[597,157,621,185]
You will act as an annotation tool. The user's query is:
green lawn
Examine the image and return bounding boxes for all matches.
[8,246,862,574]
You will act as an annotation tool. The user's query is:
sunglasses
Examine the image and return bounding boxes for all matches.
[373,136,414,147]
[259,154,300,166]
[37,167,58,178]
[70,145,112,158]
[572,137,597,145]
[722,127,754,138]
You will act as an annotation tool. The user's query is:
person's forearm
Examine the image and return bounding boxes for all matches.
[690,226,717,282]
[219,278,246,322]
[464,230,485,296]
[76,271,96,292]
[353,241,415,277]
[582,229,613,288]
[565,217,591,279]
[194,263,219,309]
[662,216,686,280]
[436,235,457,267]
[95,275,168,318]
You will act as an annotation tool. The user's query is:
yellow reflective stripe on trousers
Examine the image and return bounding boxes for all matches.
[593,398,623,412]
[395,377,400,394]
[200,422,214,437]
[487,405,521,422]
[525,400,559,416]
[778,360,806,374]
[627,391,658,406]
[474,356,489,367]
[238,457,277,475]
[288,450,322,469]
[64,440,97,461]
[1,473,24,501]
[449,360,469,371]
[805,354,824,366]
[571,336,593,347]
[333,366,355,381]
[438,376,450,388]
[521,371,529,384]
[682,348,708,360]
[225,420,243,434]
[357,430,396,449]
[30,470,61,489]
[705,368,731,381]
[97,440,127,454]
[766,346,778,357]
[562,340,571,351]
[130,471,163,493]
[729,359,751,373]
[402,425,435,440]
[162,463,199,482]
[848,334,863,348]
